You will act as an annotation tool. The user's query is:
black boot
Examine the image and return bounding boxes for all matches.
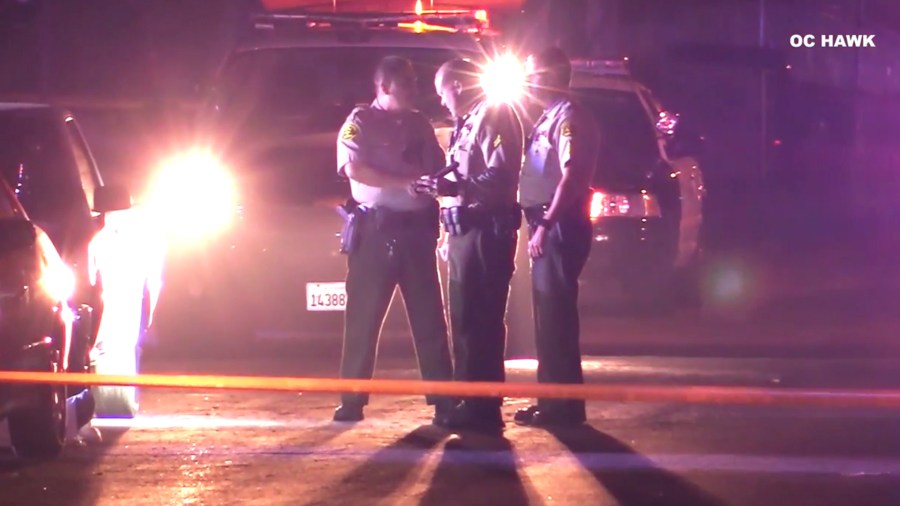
[333,403,364,422]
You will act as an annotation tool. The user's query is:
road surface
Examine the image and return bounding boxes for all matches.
[2,355,900,506]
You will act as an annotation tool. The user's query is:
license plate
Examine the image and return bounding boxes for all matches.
[306,282,347,311]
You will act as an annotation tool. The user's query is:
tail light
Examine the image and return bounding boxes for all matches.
[590,190,662,221]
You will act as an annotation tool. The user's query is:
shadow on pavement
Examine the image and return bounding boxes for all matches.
[0,428,127,506]
[550,425,725,506]
[305,425,448,506]
[0,451,30,475]
[419,435,533,506]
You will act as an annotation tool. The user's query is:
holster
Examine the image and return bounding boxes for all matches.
[336,199,362,255]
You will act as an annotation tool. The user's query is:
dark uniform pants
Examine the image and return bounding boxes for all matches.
[447,223,517,420]
[530,215,593,419]
[340,208,453,406]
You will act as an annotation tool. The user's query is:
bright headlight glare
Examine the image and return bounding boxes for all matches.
[480,53,526,105]
[42,264,76,302]
[149,150,237,241]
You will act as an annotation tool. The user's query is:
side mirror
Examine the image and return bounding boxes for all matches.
[94,184,132,213]
[0,218,37,254]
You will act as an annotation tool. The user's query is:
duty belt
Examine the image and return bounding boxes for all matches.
[523,204,551,224]
[440,205,522,236]
[361,202,440,238]
[523,194,592,226]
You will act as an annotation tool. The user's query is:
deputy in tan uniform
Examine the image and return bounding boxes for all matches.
[334,56,454,424]
[514,47,599,428]
[416,58,523,436]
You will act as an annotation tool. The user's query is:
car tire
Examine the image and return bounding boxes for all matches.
[8,349,67,460]
[672,255,704,311]
[619,267,678,316]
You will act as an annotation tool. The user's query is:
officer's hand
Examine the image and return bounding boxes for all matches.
[528,225,548,259]
[410,176,437,197]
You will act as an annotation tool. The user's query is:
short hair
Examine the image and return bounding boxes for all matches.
[532,46,572,88]
[374,55,415,88]
[436,58,481,88]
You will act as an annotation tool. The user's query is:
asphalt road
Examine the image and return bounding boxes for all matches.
[3,355,900,506]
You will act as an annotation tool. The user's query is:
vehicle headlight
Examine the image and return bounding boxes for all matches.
[590,190,662,221]
[41,264,76,302]
[480,53,526,105]
[148,150,238,243]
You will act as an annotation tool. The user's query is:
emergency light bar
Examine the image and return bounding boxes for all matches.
[252,7,491,34]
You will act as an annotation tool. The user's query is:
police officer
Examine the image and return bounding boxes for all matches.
[514,47,598,428]
[417,58,523,435]
[334,56,454,423]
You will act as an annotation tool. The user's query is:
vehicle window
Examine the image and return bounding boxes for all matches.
[64,117,100,211]
[218,47,477,123]
[0,111,91,250]
[573,88,660,182]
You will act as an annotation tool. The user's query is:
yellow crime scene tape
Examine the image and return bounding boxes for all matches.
[3,371,900,409]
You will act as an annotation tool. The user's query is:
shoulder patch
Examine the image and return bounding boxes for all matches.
[341,122,360,141]
[493,134,502,148]
[560,120,572,139]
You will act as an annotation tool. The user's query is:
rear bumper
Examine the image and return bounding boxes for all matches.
[585,217,675,275]
[154,231,350,345]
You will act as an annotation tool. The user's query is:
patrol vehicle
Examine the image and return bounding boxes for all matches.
[150,4,516,349]
[152,3,704,353]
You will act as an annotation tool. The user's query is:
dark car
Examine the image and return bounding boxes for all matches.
[0,103,159,424]
[0,180,77,459]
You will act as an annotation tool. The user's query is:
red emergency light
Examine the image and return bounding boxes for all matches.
[254,0,498,36]
[259,0,520,12]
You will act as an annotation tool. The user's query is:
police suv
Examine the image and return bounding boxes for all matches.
[151,6,511,349]
[151,5,705,352]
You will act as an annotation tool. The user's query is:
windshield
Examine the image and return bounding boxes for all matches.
[0,111,91,248]
[216,46,479,124]
[572,87,660,182]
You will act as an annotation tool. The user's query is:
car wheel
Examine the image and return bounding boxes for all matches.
[672,256,704,310]
[8,349,67,460]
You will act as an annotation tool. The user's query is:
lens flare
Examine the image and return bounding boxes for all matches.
[148,150,237,244]
[480,53,526,105]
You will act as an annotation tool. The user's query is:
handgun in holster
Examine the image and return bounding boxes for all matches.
[336,198,362,255]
